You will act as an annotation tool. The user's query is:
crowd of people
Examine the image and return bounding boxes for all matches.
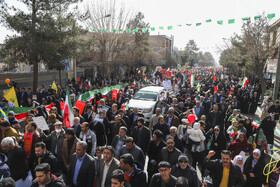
[0,68,280,187]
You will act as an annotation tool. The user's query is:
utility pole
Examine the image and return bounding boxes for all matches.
[273,46,280,101]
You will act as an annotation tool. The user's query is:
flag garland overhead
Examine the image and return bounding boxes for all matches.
[91,13,278,33]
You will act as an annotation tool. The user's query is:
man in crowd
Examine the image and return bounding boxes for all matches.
[119,153,147,187]
[149,108,162,130]
[96,146,120,187]
[171,154,198,187]
[205,150,245,186]
[131,117,151,154]
[119,137,146,168]
[0,120,19,142]
[79,122,97,156]
[111,169,127,187]
[73,107,85,123]
[112,126,128,159]
[160,135,181,167]
[70,141,95,187]
[149,161,177,187]
[164,107,180,128]
[72,117,82,137]
[31,163,65,187]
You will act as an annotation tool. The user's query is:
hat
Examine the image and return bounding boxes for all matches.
[125,137,134,143]
[8,111,15,116]
[0,120,10,127]
[137,117,145,124]
[53,121,63,126]
[51,107,57,110]
[214,125,220,130]
[66,128,75,136]
[181,118,189,124]
[275,100,279,103]
[253,149,261,156]
[178,154,189,162]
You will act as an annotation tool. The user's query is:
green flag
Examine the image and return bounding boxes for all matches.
[167,26,173,30]
[267,13,275,19]
[98,29,102,32]
[186,24,192,26]
[217,20,223,25]
[196,23,202,26]
[254,15,261,19]
[150,27,155,31]
[127,28,131,33]
[92,29,96,32]
[134,28,139,32]
[119,29,123,31]
[206,19,212,23]
[112,29,117,33]
[142,28,147,32]
[159,26,164,30]
[242,17,250,21]
[228,19,235,24]
[104,29,109,33]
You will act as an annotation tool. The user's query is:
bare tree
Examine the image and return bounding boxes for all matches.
[83,0,134,78]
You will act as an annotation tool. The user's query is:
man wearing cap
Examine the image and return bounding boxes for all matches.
[268,100,280,121]
[149,161,177,187]
[171,154,198,187]
[119,137,146,168]
[0,120,19,142]
[38,121,65,163]
[131,117,151,154]
[62,128,80,170]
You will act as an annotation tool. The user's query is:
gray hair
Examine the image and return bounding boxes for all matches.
[170,126,177,132]
[1,137,15,146]
[74,117,80,122]
[77,141,87,150]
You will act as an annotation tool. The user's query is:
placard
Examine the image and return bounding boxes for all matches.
[93,114,104,123]
[33,116,49,131]
[163,80,172,90]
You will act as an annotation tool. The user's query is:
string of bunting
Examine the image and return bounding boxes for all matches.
[91,13,276,33]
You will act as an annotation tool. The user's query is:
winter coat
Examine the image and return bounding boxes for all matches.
[31,174,65,187]
[171,164,198,187]
[149,173,177,187]
[160,147,182,167]
[61,137,80,168]
[187,123,206,142]
[0,153,10,178]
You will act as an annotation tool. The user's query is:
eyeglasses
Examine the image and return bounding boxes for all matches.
[214,129,219,131]
[179,160,187,163]
[166,142,174,145]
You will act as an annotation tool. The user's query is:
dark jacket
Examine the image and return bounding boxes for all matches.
[160,147,182,167]
[149,173,177,187]
[152,123,170,139]
[33,150,60,177]
[209,110,224,129]
[0,153,10,178]
[243,152,267,187]
[31,174,65,187]
[40,130,66,161]
[96,157,120,187]
[131,126,151,153]
[120,145,146,168]
[70,153,95,187]
[210,132,227,159]
[61,137,80,168]
[171,164,198,187]
[89,121,106,146]
[7,145,29,181]
[205,158,245,187]
[147,140,167,163]
[129,164,148,187]
[71,124,82,138]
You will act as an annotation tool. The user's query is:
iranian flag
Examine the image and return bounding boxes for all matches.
[122,101,129,112]
[63,90,74,128]
[252,120,261,129]
[191,108,198,120]
[196,82,201,92]
[227,128,235,137]
[132,81,136,87]
[87,80,92,90]
[190,74,195,87]
[241,76,249,88]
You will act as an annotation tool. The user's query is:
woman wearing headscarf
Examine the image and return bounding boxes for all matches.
[255,128,267,151]
[260,114,276,145]
[233,155,244,172]
[227,132,253,158]
[209,125,226,159]
[243,149,266,187]
[244,118,253,138]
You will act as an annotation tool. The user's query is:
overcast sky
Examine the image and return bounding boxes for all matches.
[1,0,280,63]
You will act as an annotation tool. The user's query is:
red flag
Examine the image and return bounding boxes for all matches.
[112,89,118,101]
[213,76,217,81]
[74,100,86,115]
[161,69,166,75]
[60,101,65,111]
[45,103,54,112]
[166,70,172,78]
[23,133,33,158]
[214,86,218,92]
[15,112,27,122]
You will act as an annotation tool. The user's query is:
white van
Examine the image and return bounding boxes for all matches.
[127,86,165,122]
